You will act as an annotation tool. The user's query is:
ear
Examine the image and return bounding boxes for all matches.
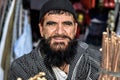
[75,23,78,35]
[38,23,43,37]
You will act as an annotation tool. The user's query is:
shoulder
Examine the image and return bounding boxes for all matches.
[68,40,102,80]
[11,48,38,69]
[9,49,39,79]
[9,53,31,79]
[76,40,102,75]
[10,51,33,72]
[77,40,102,63]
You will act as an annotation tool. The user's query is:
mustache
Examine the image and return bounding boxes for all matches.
[48,34,72,41]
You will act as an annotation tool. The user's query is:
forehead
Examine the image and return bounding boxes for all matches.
[46,10,73,15]
[43,12,75,22]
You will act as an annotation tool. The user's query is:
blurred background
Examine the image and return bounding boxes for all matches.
[0,0,119,80]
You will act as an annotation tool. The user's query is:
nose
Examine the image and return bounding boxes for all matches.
[55,24,64,35]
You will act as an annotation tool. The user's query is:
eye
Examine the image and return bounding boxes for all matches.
[46,21,56,26]
[63,21,73,26]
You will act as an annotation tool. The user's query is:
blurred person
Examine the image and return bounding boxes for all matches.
[8,0,101,80]
[22,0,49,47]
[29,0,49,44]
[85,7,108,48]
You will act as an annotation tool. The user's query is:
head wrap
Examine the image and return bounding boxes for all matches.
[39,0,77,21]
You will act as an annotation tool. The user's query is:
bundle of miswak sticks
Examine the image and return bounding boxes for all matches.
[99,29,120,80]
[17,72,47,80]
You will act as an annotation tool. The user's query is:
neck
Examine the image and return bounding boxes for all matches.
[59,63,69,74]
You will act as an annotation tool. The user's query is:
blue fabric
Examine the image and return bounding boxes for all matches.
[14,11,32,59]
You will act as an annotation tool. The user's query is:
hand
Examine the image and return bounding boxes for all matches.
[17,72,47,80]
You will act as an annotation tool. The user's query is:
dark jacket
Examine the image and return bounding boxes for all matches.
[8,40,101,80]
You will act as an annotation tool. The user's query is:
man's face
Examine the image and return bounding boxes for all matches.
[39,13,77,51]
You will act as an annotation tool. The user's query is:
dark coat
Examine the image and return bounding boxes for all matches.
[8,40,101,80]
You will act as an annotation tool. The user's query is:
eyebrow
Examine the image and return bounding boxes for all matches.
[62,21,73,25]
[46,21,57,25]
[45,21,74,26]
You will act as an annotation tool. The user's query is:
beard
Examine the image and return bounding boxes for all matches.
[39,35,78,67]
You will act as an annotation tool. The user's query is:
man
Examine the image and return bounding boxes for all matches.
[9,0,101,80]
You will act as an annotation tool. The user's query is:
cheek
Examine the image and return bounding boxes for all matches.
[67,28,76,38]
[42,31,49,38]
[42,28,54,38]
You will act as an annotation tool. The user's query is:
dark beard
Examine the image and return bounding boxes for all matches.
[39,38,78,67]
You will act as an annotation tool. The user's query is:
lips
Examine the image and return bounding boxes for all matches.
[53,37,65,42]
[53,37,65,40]
[54,37,65,40]
[49,35,72,41]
